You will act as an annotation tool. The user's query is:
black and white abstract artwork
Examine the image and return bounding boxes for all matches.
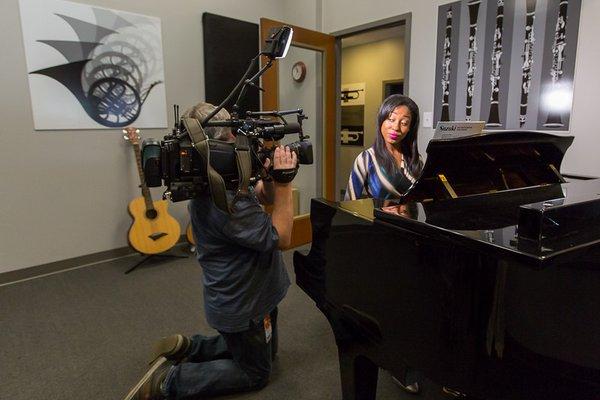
[19,0,167,129]
[433,0,581,131]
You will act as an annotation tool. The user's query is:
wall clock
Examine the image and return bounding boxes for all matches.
[292,61,306,82]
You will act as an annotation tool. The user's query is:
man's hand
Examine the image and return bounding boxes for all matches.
[271,146,298,184]
[273,146,297,171]
[263,157,272,171]
[271,146,296,249]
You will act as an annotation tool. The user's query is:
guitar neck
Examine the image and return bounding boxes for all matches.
[132,142,154,211]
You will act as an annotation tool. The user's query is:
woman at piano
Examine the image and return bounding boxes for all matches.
[344,94,423,200]
[343,94,423,394]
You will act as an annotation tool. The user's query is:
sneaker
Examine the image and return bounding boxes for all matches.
[150,334,191,364]
[123,357,170,400]
[392,375,420,394]
[442,386,468,398]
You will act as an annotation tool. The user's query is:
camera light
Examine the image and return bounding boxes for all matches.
[278,27,293,59]
[264,26,293,59]
[542,81,573,113]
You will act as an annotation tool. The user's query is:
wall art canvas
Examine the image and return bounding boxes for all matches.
[19,0,167,129]
[433,0,581,131]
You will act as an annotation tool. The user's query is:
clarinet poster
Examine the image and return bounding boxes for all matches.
[433,0,581,131]
[19,0,168,130]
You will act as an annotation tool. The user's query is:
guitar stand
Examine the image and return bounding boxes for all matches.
[125,252,189,275]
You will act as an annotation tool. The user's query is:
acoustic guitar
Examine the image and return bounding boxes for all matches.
[124,127,181,254]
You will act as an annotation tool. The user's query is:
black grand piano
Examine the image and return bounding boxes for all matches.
[294,131,600,399]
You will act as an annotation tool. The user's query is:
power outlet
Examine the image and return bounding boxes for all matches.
[423,112,433,128]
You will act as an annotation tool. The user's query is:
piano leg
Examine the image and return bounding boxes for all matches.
[338,346,378,400]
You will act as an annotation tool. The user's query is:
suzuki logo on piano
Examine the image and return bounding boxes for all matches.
[439,125,457,131]
[434,121,485,140]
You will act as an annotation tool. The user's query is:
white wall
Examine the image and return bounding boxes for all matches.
[281,0,321,31]
[323,0,600,176]
[5,0,600,272]
[0,0,290,272]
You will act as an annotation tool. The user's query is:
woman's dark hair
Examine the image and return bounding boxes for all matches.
[373,94,423,178]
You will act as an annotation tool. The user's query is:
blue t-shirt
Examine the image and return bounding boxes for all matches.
[188,190,290,333]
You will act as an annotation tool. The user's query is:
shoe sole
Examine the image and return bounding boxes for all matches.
[122,356,167,400]
[392,376,420,394]
[442,386,468,398]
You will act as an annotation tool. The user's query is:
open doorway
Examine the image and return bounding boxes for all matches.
[333,15,411,200]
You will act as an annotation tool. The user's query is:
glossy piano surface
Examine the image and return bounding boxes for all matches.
[377,178,600,265]
[294,131,600,400]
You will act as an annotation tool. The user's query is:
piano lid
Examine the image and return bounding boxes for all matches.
[403,131,574,203]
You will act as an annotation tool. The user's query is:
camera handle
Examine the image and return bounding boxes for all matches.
[201,56,273,124]
[232,59,273,118]
[182,117,252,215]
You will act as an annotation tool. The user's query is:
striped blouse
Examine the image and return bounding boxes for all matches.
[344,147,418,200]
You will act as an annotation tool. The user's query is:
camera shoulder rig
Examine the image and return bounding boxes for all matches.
[182,117,252,214]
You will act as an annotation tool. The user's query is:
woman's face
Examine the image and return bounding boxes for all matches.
[380,105,412,146]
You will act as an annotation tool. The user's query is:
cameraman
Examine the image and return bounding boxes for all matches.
[129,102,296,399]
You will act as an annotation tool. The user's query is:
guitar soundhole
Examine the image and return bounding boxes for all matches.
[146,209,158,219]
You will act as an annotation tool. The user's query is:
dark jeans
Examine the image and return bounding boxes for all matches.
[164,308,278,399]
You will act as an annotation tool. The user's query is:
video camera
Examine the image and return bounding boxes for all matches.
[139,26,313,204]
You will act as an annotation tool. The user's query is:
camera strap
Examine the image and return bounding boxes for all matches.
[182,117,254,215]
[182,117,231,214]
[234,134,252,199]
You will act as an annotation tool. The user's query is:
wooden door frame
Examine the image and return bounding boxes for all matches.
[260,18,336,249]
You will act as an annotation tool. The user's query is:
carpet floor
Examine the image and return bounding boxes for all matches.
[0,244,447,399]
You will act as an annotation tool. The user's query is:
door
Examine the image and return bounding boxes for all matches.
[260,18,336,249]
